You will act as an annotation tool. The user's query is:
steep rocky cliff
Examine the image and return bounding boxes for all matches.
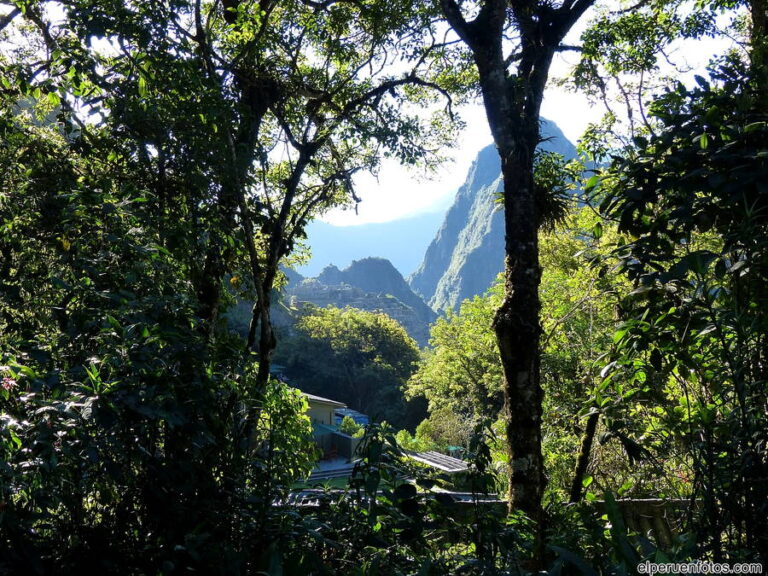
[408,119,577,311]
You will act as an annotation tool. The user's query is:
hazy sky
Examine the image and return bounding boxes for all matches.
[320,25,602,227]
[322,83,594,226]
[322,22,735,227]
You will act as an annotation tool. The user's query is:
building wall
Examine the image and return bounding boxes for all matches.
[307,404,335,426]
[315,432,335,455]
[334,433,362,460]
[314,431,361,461]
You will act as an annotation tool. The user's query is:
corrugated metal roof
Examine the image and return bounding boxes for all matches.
[334,408,369,425]
[303,392,347,408]
[407,451,469,473]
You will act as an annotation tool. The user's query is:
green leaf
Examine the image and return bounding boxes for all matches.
[618,480,633,496]
[698,132,708,149]
[9,428,22,449]
[613,328,628,344]
[138,75,148,97]
[694,74,709,89]
[744,121,767,133]
[629,284,654,296]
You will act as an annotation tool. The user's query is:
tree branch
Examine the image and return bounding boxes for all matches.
[610,0,653,15]
[556,44,583,53]
[0,6,19,34]
[298,0,364,9]
[439,0,472,44]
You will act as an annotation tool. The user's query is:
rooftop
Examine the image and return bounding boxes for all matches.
[407,451,469,473]
[303,392,347,408]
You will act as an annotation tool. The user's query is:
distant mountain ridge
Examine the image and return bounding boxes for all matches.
[285,258,436,345]
[274,119,577,343]
[409,119,577,311]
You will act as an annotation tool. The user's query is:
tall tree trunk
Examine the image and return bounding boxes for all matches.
[492,130,546,561]
[440,0,595,565]
[468,30,552,563]
[248,273,278,388]
[743,0,768,554]
[196,202,237,339]
[569,410,599,503]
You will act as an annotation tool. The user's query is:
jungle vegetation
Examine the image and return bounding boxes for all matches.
[1,0,766,573]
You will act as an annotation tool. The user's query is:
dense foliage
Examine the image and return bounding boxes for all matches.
[0,0,449,572]
[2,0,767,572]
[275,305,424,430]
[406,206,630,501]
[594,59,768,559]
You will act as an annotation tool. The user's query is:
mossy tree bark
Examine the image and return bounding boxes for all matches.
[440,0,595,563]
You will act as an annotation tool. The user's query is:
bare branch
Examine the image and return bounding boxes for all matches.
[614,75,635,135]
[339,71,454,121]
[297,0,364,9]
[636,69,656,138]
[505,50,523,69]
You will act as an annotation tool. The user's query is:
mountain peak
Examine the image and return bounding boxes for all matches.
[289,257,436,345]
[409,119,577,311]
[318,258,418,306]
[316,264,343,285]
[346,257,401,275]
